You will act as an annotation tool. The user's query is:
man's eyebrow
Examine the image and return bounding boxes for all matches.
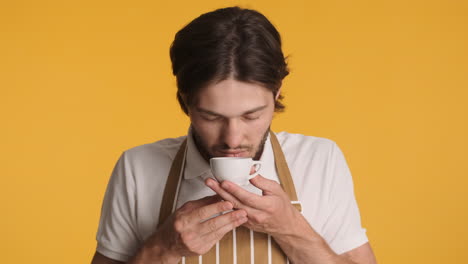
[196,105,268,116]
[242,105,268,114]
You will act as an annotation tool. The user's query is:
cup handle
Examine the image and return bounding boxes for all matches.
[248,161,262,179]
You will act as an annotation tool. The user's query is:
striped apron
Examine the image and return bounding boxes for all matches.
[158,131,302,264]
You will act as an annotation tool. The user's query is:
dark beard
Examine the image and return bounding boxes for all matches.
[191,126,270,162]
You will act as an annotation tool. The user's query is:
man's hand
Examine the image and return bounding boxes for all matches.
[205,176,377,264]
[130,195,247,264]
[205,175,304,236]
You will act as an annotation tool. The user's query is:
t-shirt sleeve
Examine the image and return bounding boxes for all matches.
[95,151,141,262]
[321,142,369,254]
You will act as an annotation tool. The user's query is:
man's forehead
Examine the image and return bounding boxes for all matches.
[193,80,274,116]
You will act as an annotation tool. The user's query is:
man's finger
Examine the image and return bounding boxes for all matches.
[220,180,264,208]
[188,199,233,223]
[206,178,267,224]
[205,178,265,216]
[200,211,248,242]
[205,178,246,209]
[249,175,283,195]
[198,209,247,236]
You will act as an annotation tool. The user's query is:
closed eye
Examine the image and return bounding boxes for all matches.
[243,114,260,121]
[202,115,222,121]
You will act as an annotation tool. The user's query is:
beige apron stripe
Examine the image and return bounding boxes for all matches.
[204,246,216,263]
[200,255,202,264]
[185,256,198,264]
[254,232,268,264]
[219,230,234,264]
[236,226,251,264]
[271,238,287,264]
[182,256,185,264]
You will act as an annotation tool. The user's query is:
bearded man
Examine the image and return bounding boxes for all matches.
[91,6,377,264]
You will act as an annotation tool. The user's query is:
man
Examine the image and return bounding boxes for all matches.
[91,6,377,264]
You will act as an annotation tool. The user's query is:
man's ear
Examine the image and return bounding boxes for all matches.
[275,88,282,101]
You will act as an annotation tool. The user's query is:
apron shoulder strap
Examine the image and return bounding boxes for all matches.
[269,131,302,212]
[158,139,187,228]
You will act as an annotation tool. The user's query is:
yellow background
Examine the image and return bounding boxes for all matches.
[1,0,467,263]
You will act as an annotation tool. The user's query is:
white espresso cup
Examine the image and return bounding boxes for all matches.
[210,157,262,186]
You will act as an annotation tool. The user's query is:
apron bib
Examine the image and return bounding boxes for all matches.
[158,131,302,264]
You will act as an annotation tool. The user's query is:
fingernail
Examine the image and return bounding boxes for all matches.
[206,178,215,187]
[224,201,233,211]
[237,210,247,218]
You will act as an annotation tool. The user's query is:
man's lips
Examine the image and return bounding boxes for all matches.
[217,150,249,157]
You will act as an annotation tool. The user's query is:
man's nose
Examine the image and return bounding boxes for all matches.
[222,119,243,149]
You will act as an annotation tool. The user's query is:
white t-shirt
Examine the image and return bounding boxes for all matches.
[95,131,368,262]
